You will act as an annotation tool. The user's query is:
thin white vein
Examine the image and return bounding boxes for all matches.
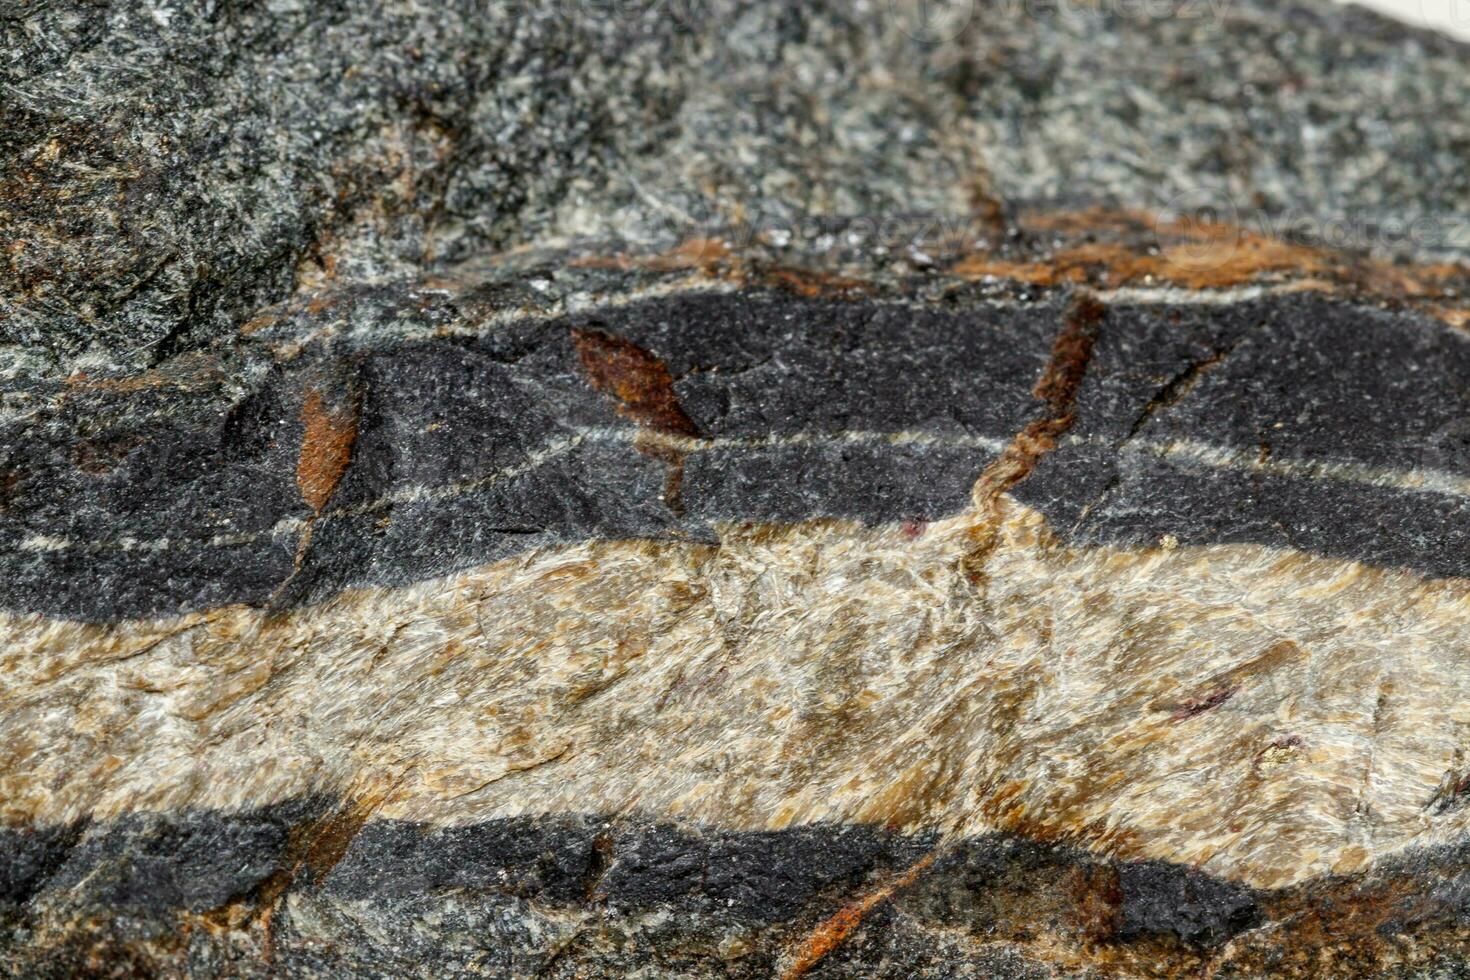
[14,427,1468,555]
[2,278,1452,424]
[273,280,1336,355]
[1074,435,1470,500]
[14,428,1008,555]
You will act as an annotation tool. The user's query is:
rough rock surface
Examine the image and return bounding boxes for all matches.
[5,1,1470,977]
[6,0,1470,374]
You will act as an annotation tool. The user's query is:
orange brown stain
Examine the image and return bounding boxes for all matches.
[254,787,394,962]
[1068,863,1125,942]
[572,237,733,274]
[951,230,1327,290]
[974,294,1104,507]
[241,293,336,336]
[294,790,390,880]
[953,209,1470,310]
[572,328,700,515]
[782,850,937,979]
[573,237,875,299]
[297,387,358,513]
[572,328,700,438]
[239,311,281,335]
[761,266,872,298]
[1436,306,1470,330]
[576,212,1468,322]
[636,436,689,516]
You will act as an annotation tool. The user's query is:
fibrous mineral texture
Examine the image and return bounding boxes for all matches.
[5,1,1470,977]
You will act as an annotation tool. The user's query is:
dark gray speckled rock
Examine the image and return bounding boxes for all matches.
[4,0,1470,373]
[5,1,1470,978]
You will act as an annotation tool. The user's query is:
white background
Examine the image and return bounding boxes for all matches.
[1346,0,1470,39]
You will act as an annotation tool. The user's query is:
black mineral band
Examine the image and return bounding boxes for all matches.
[6,290,1467,621]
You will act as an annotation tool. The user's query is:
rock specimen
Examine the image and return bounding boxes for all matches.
[4,1,1470,977]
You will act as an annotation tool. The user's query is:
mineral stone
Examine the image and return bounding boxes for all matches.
[4,1,1470,977]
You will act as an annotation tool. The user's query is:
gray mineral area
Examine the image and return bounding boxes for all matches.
[3,0,1469,375]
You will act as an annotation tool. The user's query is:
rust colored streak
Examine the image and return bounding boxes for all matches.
[950,233,1326,290]
[951,208,1326,291]
[572,236,733,273]
[295,793,385,881]
[571,238,877,300]
[951,207,1470,312]
[761,266,872,298]
[1068,864,1125,942]
[975,294,1103,506]
[567,208,1469,313]
[253,789,389,962]
[1033,293,1105,411]
[572,328,700,437]
[782,851,937,980]
[1437,306,1470,331]
[297,387,358,513]
[637,437,688,516]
